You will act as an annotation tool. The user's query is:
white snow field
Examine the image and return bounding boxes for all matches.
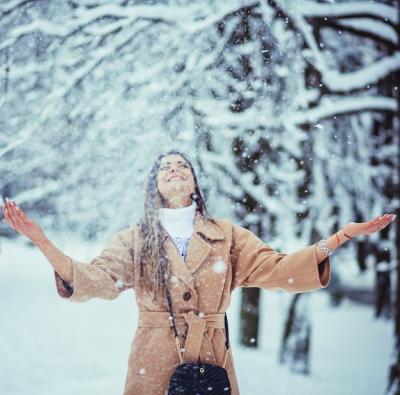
[0,236,392,395]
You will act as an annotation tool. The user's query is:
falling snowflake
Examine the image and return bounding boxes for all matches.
[139,368,146,375]
[115,279,125,290]
[288,277,294,284]
[213,260,227,274]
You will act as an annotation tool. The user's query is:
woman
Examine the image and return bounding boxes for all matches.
[2,151,396,394]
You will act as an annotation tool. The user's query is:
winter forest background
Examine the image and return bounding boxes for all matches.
[0,0,399,394]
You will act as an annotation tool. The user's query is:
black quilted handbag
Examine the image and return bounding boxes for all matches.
[166,289,231,395]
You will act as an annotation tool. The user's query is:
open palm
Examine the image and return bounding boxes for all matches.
[2,199,44,241]
[343,213,396,238]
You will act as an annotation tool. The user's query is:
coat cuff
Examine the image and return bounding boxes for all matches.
[316,247,331,288]
[54,270,74,298]
[54,259,97,302]
[54,258,122,302]
[268,242,331,294]
[293,242,331,293]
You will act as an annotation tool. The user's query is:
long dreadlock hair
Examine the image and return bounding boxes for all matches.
[138,151,211,300]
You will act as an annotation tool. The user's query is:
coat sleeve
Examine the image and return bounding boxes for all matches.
[230,223,331,293]
[54,226,135,302]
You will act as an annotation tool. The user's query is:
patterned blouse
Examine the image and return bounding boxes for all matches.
[172,236,191,260]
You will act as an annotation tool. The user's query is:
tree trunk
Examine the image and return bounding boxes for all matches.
[279,293,311,375]
[240,288,260,347]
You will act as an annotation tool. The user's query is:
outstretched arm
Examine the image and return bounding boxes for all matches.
[230,212,397,293]
[314,213,397,264]
[3,198,73,284]
[2,198,135,302]
[230,222,331,293]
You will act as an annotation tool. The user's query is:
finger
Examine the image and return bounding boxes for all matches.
[369,218,386,231]
[6,201,21,229]
[5,199,14,213]
[377,214,393,226]
[15,205,30,224]
[369,216,383,227]
[9,201,25,228]
[365,217,380,227]
[371,215,394,232]
[3,206,16,229]
[3,201,14,222]
[6,200,19,222]
[2,204,10,224]
[4,200,30,232]
[379,216,395,230]
[11,201,27,222]
[4,204,15,229]
[364,221,382,234]
[366,214,389,228]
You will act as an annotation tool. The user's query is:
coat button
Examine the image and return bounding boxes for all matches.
[182,291,191,301]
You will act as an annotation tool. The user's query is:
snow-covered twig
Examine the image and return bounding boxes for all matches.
[286,96,397,125]
[300,1,398,25]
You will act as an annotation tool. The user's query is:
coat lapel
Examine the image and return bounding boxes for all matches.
[164,235,194,291]
[163,212,225,290]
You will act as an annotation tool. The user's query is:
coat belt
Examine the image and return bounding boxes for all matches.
[138,311,225,364]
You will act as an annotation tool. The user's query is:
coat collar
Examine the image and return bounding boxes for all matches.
[162,212,225,294]
[161,211,225,243]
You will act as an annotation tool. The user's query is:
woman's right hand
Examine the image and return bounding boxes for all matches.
[2,198,45,242]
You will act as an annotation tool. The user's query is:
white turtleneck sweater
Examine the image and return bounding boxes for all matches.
[159,201,197,260]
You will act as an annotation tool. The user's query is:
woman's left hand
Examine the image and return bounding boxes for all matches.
[343,213,396,238]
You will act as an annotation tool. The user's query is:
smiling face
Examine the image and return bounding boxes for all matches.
[157,154,195,208]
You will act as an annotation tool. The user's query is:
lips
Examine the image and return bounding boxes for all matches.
[169,176,184,181]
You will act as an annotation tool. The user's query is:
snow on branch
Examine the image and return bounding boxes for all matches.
[322,52,400,92]
[0,0,31,18]
[300,1,398,25]
[202,150,281,213]
[13,179,63,204]
[0,130,34,159]
[335,18,398,45]
[285,96,397,126]
[9,19,72,38]
[287,5,400,93]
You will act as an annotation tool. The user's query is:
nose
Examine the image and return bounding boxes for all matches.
[169,165,182,173]
[167,166,184,180]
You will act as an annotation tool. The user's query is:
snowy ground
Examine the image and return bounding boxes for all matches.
[0,236,392,395]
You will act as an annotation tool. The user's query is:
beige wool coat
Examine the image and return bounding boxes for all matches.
[54,212,331,395]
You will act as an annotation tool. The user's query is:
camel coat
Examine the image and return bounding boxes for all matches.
[54,212,331,394]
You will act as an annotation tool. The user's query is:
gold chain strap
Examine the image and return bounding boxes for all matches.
[175,336,184,365]
[175,335,230,368]
[222,346,230,368]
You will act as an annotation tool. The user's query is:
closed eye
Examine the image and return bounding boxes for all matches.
[160,162,189,171]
